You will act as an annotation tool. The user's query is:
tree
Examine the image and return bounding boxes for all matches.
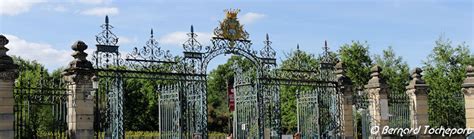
[373,46,410,94]
[338,41,372,89]
[13,56,48,83]
[423,37,471,127]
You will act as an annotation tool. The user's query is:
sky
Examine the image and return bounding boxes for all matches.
[0,0,472,72]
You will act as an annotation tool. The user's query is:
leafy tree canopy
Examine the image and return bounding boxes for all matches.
[338,41,372,89]
[373,46,410,94]
[423,36,471,127]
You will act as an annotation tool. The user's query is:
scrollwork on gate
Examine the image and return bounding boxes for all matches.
[125,29,176,71]
[96,16,119,46]
[260,34,276,59]
[126,29,173,62]
[203,38,259,71]
[92,16,123,69]
[183,25,203,53]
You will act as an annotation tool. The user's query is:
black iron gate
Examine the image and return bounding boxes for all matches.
[14,69,68,139]
[9,10,349,139]
[88,9,344,139]
[233,64,259,138]
[287,50,342,138]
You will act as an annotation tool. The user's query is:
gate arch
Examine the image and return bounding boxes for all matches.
[180,9,276,139]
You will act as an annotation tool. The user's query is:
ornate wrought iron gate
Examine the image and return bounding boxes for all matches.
[289,54,342,139]
[158,83,182,138]
[89,9,344,139]
[296,89,320,138]
[388,92,410,128]
[233,64,259,138]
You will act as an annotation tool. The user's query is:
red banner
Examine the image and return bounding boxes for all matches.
[227,81,235,112]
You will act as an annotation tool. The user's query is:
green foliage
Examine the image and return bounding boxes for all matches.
[338,41,372,89]
[123,79,161,131]
[13,56,48,84]
[50,67,65,79]
[373,46,410,94]
[279,50,319,134]
[281,49,319,71]
[423,37,471,128]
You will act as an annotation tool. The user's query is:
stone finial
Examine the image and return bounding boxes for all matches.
[462,65,474,88]
[365,65,387,89]
[0,35,9,46]
[63,41,93,75]
[335,61,352,86]
[370,65,382,78]
[335,61,344,73]
[466,65,474,78]
[71,41,89,61]
[0,35,11,60]
[407,67,428,90]
[0,35,18,72]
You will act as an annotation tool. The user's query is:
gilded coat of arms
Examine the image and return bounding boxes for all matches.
[214,9,249,43]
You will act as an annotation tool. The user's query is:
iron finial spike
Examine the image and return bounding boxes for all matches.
[324,40,330,54]
[297,43,300,50]
[105,15,109,24]
[151,28,154,38]
[191,25,194,33]
[266,33,269,41]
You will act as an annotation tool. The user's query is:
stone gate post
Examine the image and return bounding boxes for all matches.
[462,65,474,135]
[62,41,95,139]
[0,35,18,139]
[405,68,429,138]
[335,61,354,139]
[364,65,389,139]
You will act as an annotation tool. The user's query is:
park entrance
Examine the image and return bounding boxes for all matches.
[7,9,343,139]
[91,10,342,139]
[1,7,470,139]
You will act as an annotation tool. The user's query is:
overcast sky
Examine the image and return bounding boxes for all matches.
[0,0,472,72]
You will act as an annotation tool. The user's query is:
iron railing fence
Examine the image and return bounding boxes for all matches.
[14,69,69,139]
[353,89,370,139]
[388,91,411,128]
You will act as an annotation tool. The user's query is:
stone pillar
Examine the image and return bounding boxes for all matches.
[364,65,389,138]
[335,61,354,139]
[0,35,18,139]
[62,41,95,139]
[405,68,429,138]
[462,65,474,132]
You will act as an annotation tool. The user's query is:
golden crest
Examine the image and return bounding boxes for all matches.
[214,9,249,42]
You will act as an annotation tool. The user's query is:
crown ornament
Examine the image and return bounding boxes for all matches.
[225,9,240,19]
